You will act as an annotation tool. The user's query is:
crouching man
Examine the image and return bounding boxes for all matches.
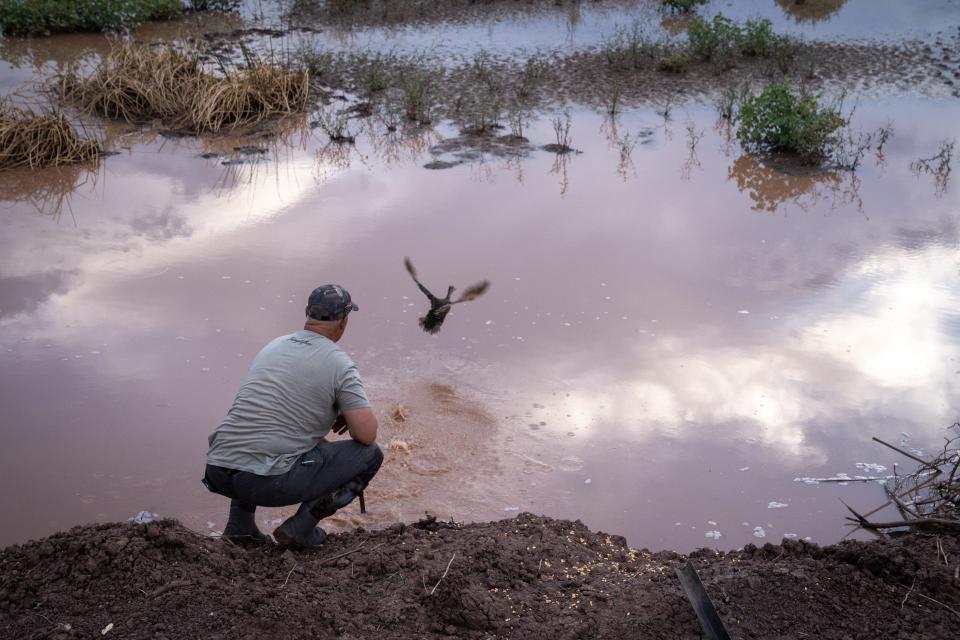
[203,284,383,547]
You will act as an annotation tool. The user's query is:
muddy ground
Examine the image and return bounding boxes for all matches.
[2,514,958,639]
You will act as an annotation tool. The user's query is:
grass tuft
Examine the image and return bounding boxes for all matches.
[59,43,309,134]
[0,100,101,170]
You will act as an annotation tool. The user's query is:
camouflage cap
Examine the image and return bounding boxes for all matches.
[306,284,359,321]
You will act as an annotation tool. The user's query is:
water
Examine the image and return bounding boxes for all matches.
[1,3,959,551]
[235,0,960,59]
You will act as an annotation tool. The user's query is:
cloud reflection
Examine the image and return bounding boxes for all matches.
[511,242,960,463]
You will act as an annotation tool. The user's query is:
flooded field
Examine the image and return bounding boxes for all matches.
[1,0,959,552]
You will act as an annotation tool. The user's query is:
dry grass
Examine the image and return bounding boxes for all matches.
[0,101,101,170]
[59,43,309,134]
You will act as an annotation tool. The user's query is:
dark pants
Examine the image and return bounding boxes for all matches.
[204,440,383,514]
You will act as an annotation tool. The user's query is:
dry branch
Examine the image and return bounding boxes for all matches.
[848,424,960,535]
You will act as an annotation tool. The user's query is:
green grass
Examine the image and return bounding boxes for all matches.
[0,0,235,36]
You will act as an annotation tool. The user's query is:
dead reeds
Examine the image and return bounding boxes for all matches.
[845,425,960,536]
[58,43,309,134]
[0,101,101,170]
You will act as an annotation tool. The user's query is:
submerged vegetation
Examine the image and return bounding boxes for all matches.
[0,0,236,36]
[0,101,101,169]
[58,44,309,133]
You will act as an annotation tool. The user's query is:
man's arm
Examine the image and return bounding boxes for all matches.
[342,406,378,445]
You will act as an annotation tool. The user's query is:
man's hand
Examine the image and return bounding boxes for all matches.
[332,413,349,435]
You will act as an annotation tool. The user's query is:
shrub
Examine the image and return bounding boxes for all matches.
[688,15,782,62]
[602,21,658,70]
[657,52,691,74]
[687,14,741,61]
[736,82,846,161]
[739,18,778,57]
[0,0,183,35]
[661,0,707,12]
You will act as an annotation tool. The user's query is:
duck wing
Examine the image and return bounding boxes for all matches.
[453,280,490,303]
[404,256,439,303]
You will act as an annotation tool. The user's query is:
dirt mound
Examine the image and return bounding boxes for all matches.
[2,514,958,639]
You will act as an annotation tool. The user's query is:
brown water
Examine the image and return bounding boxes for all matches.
[2,10,960,551]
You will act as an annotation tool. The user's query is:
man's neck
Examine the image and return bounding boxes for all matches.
[303,322,339,341]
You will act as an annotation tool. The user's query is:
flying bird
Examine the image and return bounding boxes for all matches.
[404,257,489,334]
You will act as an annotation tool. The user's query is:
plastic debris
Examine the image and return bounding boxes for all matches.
[707,521,717,526]
[855,462,887,473]
[503,506,520,512]
[752,526,766,539]
[767,501,788,509]
[584,478,592,485]
[101,623,114,635]
[704,530,722,540]
[738,466,750,472]
[783,533,798,539]
[128,511,159,524]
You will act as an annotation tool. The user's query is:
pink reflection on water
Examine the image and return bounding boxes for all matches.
[1,100,959,549]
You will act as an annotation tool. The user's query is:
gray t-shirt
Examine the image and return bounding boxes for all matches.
[207,330,370,475]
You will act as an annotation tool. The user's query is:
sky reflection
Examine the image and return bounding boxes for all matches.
[1,99,958,548]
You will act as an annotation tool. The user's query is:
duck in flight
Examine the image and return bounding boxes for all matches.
[404,257,490,334]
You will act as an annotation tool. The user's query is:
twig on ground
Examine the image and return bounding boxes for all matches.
[936,537,949,566]
[318,541,386,566]
[281,563,298,589]
[912,590,960,620]
[901,578,916,609]
[428,553,457,596]
[144,579,192,598]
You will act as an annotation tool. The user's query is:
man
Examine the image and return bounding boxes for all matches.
[203,284,383,547]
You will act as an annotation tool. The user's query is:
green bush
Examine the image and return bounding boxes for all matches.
[661,0,707,12]
[0,0,183,35]
[740,18,778,57]
[688,14,782,61]
[687,14,742,60]
[736,82,846,161]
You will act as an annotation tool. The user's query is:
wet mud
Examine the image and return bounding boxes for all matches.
[2,516,958,639]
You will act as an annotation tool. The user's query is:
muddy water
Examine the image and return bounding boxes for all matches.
[2,91,959,550]
[239,0,960,59]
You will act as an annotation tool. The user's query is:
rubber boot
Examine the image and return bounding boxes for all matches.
[310,478,366,520]
[273,502,328,548]
[223,500,271,545]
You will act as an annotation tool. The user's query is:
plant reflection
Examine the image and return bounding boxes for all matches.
[728,154,863,213]
[0,161,100,223]
[776,0,848,24]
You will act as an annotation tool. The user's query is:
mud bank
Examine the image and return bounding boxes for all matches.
[2,514,958,639]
